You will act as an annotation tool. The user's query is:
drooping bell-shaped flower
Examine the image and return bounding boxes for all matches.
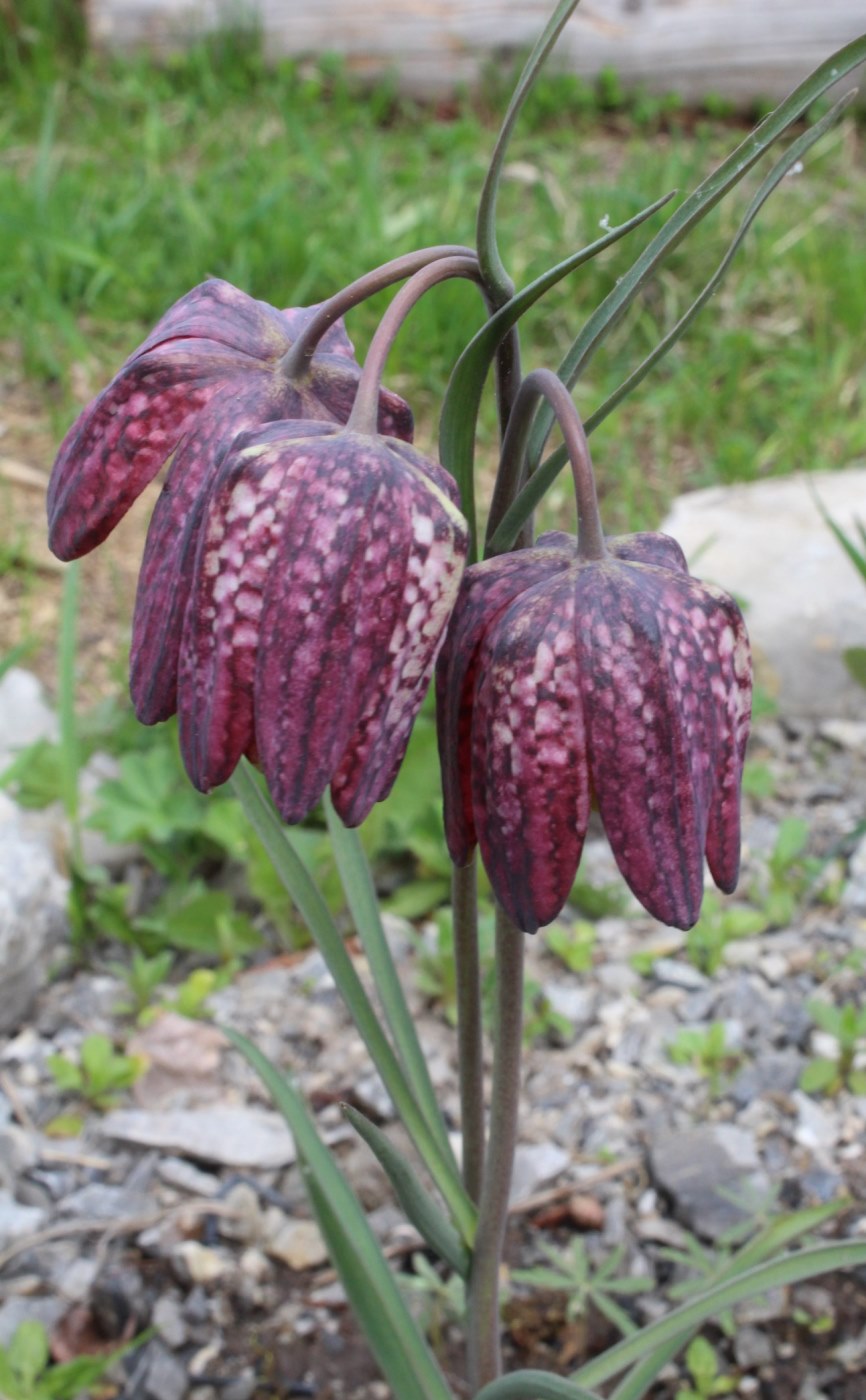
[47,256,475,828]
[437,528,751,932]
[47,278,413,723]
[177,419,468,825]
[437,372,752,933]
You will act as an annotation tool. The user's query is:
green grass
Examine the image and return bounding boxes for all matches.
[1,33,864,531]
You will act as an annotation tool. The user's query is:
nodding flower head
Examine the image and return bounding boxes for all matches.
[436,529,751,933]
[46,278,414,722]
[174,422,469,826]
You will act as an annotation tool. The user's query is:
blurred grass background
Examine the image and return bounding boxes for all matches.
[1,0,864,535]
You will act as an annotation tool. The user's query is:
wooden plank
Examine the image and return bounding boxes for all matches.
[86,0,866,106]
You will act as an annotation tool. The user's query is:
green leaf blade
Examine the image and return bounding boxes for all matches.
[226,1028,455,1400]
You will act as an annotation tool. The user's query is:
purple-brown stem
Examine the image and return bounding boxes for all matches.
[485,367,606,561]
[346,255,482,437]
[466,907,525,1389]
[280,245,477,380]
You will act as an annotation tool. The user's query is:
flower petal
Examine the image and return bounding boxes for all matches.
[176,425,334,790]
[608,531,689,574]
[575,562,714,929]
[330,446,468,826]
[47,342,251,560]
[697,583,752,891]
[436,548,571,866]
[473,572,589,933]
[135,279,292,361]
[253,435,394,823]
[130,381,284,723]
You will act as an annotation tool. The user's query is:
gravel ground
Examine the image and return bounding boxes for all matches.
[2,694,866,1399]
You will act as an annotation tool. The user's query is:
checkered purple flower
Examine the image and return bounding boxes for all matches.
[437,529,751,932]
[47,278,413,724]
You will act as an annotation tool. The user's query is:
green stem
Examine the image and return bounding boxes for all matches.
[476,0,582,305]
[467,908,525,1388]
[230,762,476,1244]
[452,857,485,1204]
[324,792,457,1173]
[280,244,476,377]
[346,255,481,436]
[58,560,81,860]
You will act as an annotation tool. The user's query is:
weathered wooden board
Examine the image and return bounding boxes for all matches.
[87,1,865,106]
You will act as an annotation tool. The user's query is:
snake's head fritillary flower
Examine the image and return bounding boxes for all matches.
[46,278,413,722]
[175,421,469,827]
[437,529,751,932]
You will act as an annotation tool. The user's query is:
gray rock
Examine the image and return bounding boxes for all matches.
[734,1324,774,1369]
[792,1091,840,1153]
[0,1189,47,1249]
[100,1106,296,1169]
[157,1156,221,1197]
[0,668,57,770]
[59,1182,153,1220]
[730,1049,804,1107]
[141,1341,188,1400]
[153,1293,188,1349]
[662,469,866,717]
[0,1296,65,1346]
[649,1124,769,1240]
[0,805,68,1033]
[652,958,710,992]
[542,983,597,1035]
[0,1125,37,1189]
[509,1143,570,1203]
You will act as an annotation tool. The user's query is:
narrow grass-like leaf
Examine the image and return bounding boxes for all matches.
[844,647,866,687]
[523,35,866,481]
[812,489,866,583]
[343,1103,470,1278]
[440,191,676,557]
[230,762,476,1243]
[571,1240,866,1389]
[226,1028,455,1400]
[324,791,454,1169]
[0,637,38,683]
[476,0,582,301]
[478,0,584,299]
[475,1373,604,1400]
[609,1200,848,1400]
[487,93,859,552]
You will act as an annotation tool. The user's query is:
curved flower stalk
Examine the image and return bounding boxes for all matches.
[437,376,752,933]
[47,277,414,723]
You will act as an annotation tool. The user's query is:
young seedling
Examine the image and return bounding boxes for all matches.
[685,896,768,976]
[800,998,866,1096]
[511,1237,653,1338]
[675,1336,737,1400]
[546,920,597,974]
[667,1022,743,1097]
[0,1320,142,1400]
[111,949,174,1020]
[47,1032,145,1110]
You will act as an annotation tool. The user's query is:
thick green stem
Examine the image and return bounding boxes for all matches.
[452,857,485,1204]
[280,244,476,378]
[346,255,481,437]
[467,908,525,1389]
